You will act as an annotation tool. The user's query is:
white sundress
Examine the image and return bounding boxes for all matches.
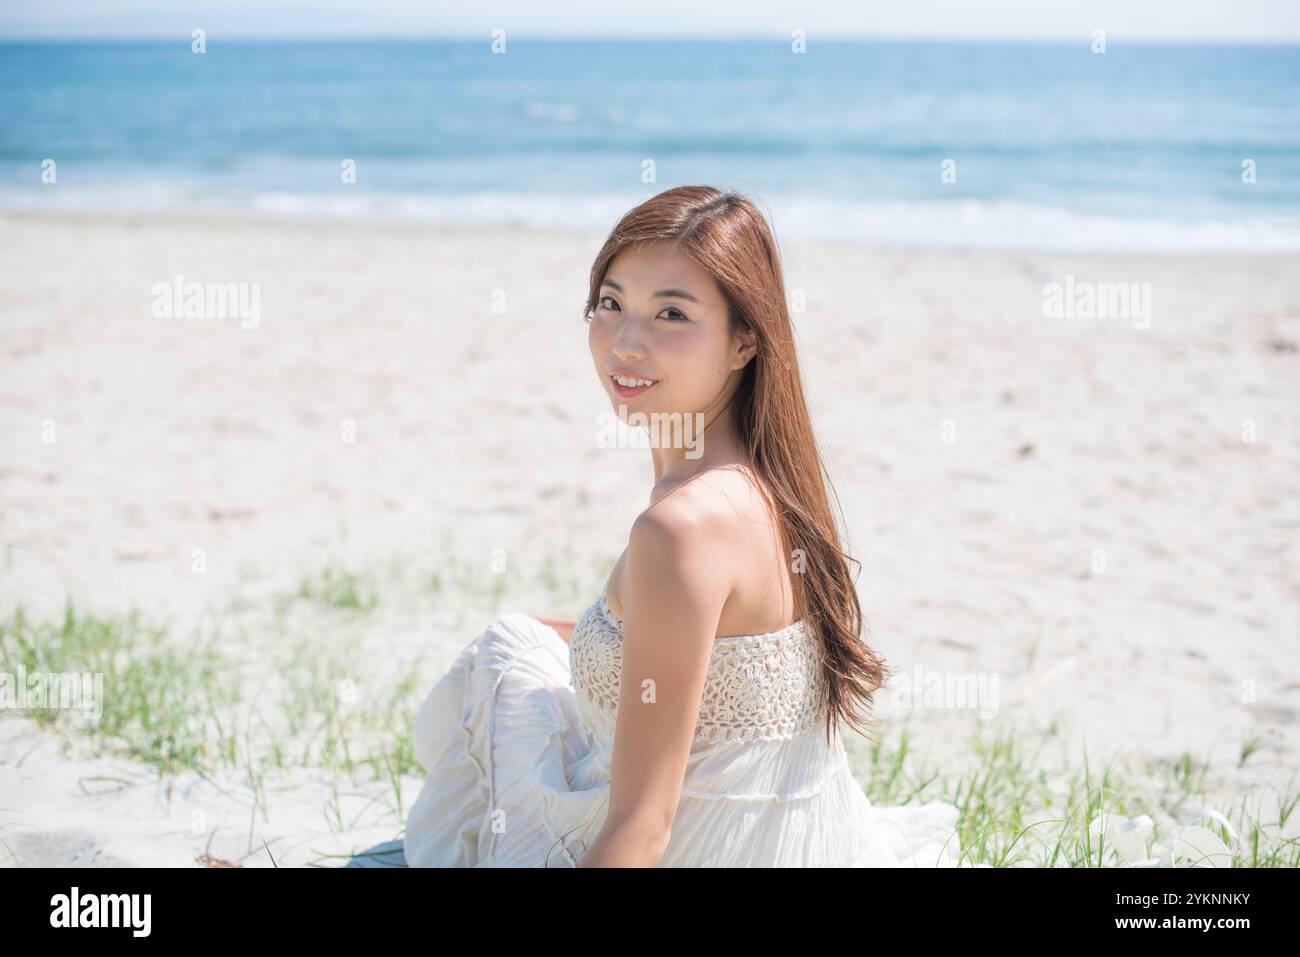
[402,579,964,867]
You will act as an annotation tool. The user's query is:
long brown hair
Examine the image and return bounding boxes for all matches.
[582,185,890,748]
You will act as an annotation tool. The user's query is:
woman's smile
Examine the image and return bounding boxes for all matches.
[608,370,660,397]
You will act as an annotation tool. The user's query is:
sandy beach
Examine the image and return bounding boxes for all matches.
[1,210,1297,866]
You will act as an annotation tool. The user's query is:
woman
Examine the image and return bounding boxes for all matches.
[402,185,963,867]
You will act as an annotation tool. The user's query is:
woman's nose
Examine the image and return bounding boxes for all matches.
[613,341,645,362]
[612,325,647,361]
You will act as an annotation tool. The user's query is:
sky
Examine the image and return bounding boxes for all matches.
[2,0,1299,42]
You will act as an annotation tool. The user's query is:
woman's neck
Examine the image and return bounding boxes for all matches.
[649,407,745,497]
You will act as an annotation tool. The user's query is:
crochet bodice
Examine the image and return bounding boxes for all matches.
[568,580,828,742]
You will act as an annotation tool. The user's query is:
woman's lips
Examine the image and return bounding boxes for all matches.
[609,373,659,398]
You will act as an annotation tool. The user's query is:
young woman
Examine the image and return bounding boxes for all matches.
[403,185,962,867]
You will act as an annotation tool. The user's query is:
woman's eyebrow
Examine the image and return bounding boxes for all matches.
[601,278,700,303]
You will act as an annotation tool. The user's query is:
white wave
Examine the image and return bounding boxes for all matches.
[3,183,1298,253]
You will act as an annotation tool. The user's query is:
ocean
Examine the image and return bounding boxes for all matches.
[2,38,1298,251]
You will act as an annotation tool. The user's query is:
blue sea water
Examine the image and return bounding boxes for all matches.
[1,38,1298,250]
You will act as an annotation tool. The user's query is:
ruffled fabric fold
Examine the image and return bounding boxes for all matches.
[863,800,964,867]
[661,739,963,867]
[403,612,965,868]
[403,613,608,868]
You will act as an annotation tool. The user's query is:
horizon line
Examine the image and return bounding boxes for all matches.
[3,33,1300,46]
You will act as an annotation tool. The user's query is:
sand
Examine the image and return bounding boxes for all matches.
[1,210,1297,866]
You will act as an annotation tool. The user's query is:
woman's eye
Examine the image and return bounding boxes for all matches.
[594,297,684,321]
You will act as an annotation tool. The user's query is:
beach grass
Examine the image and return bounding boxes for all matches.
[2,552,1296,868]
[853,719,1298,867]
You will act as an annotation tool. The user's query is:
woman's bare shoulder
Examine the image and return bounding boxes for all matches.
[636,465,793,636]
[643,465,770,535]
[607,465,782,631]
[632,466,776,578]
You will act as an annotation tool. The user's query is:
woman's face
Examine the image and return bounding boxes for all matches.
[589,242,754,423]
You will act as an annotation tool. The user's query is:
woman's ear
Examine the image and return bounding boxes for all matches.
[732,325,758,370]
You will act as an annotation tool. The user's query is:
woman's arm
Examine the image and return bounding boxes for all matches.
[577,503,726,867]
[533,616,578,644]
[576,812,672,867]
